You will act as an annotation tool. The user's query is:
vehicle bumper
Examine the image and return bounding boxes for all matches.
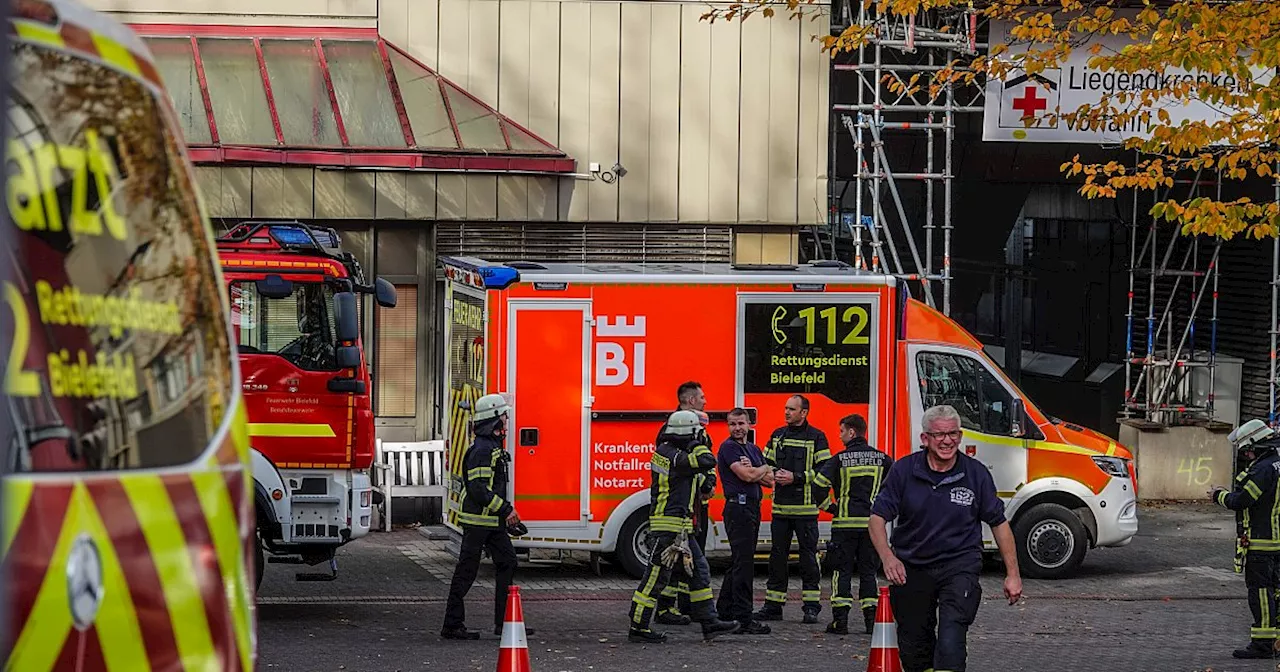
[1093,476,1139,547]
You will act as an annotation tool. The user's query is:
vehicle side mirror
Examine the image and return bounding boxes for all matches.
[334,291,359,343]
[1011,398,1025,437]
[375,277,397,308]
[336,344,360,369]
[256,274,293,299]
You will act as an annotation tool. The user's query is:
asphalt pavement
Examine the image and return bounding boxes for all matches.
[255,503,1280,672]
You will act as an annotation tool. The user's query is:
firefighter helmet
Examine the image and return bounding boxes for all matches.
[664,410,702,436]
[473,393,510,422]
[1229,419,1275,451]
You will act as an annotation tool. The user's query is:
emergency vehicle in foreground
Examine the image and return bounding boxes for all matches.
[440,257,1139,580]
[216,221,396,589]
[3,1,256,668]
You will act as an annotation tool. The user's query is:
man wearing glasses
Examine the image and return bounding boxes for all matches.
[868,405,1023,672]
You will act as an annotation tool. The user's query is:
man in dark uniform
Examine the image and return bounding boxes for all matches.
[714,407,775,635]
[813,413,893,635]
[869,404,1022,672]
[628,410,739,643]
[1210,418,1280,659]
[754,394,832,624]
[442,393,523,640]
[652,381,714,625]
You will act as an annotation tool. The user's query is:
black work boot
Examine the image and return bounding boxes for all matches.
[700,618,741,641]
[753,605,783,621]
[440,625,480,640]
[734,620,772,635]
[825,619,848,635]
[628,627,667,644]
[864,607,877,634]
[655,609,691,626]
[802,608,820,624]
[1232,640,1276,659]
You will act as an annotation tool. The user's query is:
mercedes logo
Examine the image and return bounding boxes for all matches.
[65,533,104,631]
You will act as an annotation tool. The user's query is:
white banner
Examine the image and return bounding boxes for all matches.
[982,15,1272,144]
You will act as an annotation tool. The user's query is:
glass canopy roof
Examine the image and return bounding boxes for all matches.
[133,26,573,173]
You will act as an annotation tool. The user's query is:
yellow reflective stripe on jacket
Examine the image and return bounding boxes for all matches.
[833,517,871,529]
[1245,480,1263,500]
[650,515,690,533]
[773,503,819,516]
[467,467,494,480]
[456,511,501,527]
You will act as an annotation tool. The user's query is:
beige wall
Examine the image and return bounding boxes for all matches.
[380,0,829,228]
[85,0,378,27]
[92,0,822,261]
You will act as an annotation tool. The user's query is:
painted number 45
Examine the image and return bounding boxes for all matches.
[1177,456,1214,487]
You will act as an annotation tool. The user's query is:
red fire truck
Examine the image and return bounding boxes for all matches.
[216,221,396,589]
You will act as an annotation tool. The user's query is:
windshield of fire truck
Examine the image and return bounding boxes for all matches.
[2,42,235,473]
[229,280,341,372]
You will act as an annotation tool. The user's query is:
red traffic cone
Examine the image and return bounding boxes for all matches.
[497,586,532,672]
[867,585,901,672]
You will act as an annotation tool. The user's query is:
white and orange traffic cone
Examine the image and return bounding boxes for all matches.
[866,585,902,672]
[497,586,532,672]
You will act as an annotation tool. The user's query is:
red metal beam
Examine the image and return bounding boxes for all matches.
[184,147,576,173]
[377,39,415,148]
[436,80,465,150]
[190,36,220,144]
[129,24,377,40]
[313,38,350,147]
[254,38,285,146]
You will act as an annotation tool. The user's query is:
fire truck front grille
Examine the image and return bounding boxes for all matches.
[294,524,340,540]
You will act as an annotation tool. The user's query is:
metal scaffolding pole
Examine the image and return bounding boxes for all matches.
[830,3,980,314]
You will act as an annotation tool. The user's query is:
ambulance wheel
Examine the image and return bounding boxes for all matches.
[617,511,652,579]
[1014,503,1087,580]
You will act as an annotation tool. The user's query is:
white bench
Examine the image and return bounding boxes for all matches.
[371,439,447,532]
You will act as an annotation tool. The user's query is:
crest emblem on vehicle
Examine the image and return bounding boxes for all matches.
[65,533,104,631]
[965,444,977,457]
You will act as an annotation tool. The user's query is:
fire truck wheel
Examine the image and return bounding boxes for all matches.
[1013,503,1087,580]
[617,510,652,579]
[254,531,265,593]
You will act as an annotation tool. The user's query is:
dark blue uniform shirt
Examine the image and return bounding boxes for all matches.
[717,437,765,504]
[870,450,1007,568]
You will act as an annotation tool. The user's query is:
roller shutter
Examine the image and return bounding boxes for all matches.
[435,222,733,263]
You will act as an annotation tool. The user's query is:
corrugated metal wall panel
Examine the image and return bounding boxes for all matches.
[435,223,733,263]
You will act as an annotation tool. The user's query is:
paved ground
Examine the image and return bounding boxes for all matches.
[255,503,1280,672]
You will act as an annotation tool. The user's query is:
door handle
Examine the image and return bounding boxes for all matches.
[519,428,538,448]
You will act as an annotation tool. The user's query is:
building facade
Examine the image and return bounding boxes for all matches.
[87,0,832,440]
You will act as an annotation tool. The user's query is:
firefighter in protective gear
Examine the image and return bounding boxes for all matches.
[813,413,893,635]
[1210,418,1280,659]
[629,410,740,643]
[755,394,833,624]
[657,410,717,625]
[443,394,525,640]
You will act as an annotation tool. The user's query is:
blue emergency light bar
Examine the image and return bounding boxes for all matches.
[268,225,315,247]
[439,256,520,290]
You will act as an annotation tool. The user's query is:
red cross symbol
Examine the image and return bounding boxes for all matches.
[1011,86,1048,120]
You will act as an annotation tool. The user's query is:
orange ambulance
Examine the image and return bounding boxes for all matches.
[439,257,1139,580]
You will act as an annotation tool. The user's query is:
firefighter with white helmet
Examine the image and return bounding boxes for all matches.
[442,393,526,640]
[1210,418,1280,659]
[628,410,740,643]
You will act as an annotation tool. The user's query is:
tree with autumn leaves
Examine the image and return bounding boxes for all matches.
[704,0,1280,242]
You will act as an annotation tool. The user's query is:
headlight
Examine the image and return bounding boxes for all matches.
[1092,455,1129,478]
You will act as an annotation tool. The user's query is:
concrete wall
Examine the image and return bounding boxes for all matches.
[1119,422,1235,501]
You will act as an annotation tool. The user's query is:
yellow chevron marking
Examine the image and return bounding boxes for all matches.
[247,423,335,438]
[2,479,34,555]
[193,471,254,672]
[121,476,215,669]
[91,33,141,78]
[14,22,64,48]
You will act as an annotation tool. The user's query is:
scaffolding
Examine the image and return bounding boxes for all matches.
[1120,165,1224,427]
[825,1,985,315]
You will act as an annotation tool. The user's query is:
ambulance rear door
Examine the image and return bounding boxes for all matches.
[441,264,492,532]
[506,298,593,529]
